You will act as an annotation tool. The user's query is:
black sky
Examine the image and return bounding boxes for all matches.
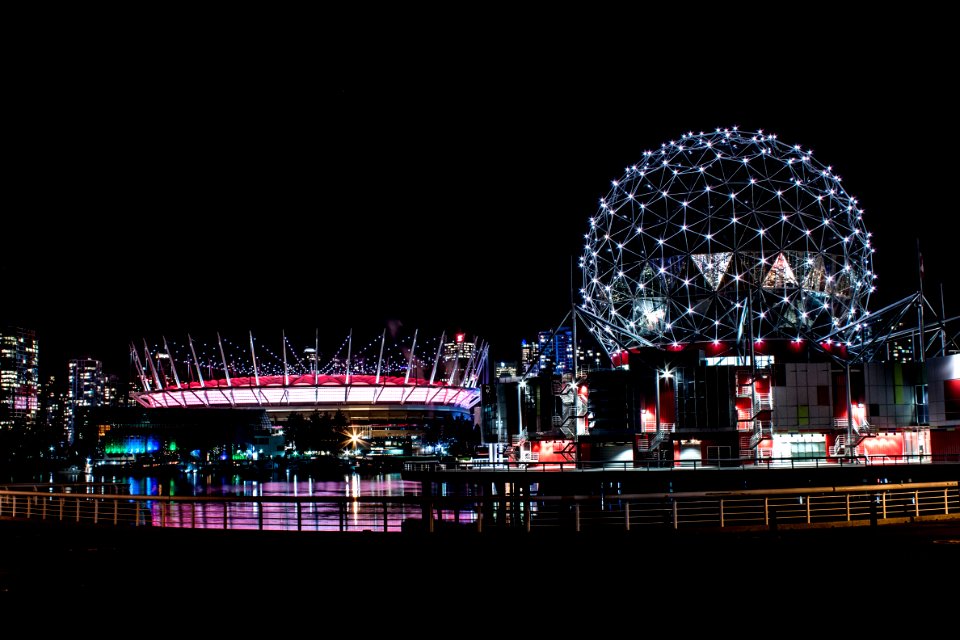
[5,25,956,380]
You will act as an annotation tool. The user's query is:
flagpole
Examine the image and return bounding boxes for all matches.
[917,237,925,363]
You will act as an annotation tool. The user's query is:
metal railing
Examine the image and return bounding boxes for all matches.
[2,481,957,534]
[429,453,960,472]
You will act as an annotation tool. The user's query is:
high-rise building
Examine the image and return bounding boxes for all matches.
[0,326,39,428]
[443,333,476,384]
[40,375,63,430]
[576,345,605,374]
[520,339,539,375]
[887,322,916,364]
[495,361,518,378]
[538,327,574,375]
[66,358,104,443]
[103,374,126,408]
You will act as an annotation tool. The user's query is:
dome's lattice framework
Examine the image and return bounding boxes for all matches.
[580,127,875,359]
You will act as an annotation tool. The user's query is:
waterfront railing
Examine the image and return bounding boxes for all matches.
[2,480,957,534]
[436,453,960,472]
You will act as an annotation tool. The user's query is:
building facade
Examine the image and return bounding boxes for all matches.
[0,327,39,428]
[66,358,104,444]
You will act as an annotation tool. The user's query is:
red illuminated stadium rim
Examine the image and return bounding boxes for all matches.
[162,374,447,390]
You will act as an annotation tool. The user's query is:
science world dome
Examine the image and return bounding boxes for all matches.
[580,126,875,359]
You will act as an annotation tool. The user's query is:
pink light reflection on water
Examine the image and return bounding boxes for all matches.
[137,473,478,532]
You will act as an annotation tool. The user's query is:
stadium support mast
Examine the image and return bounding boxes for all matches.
[404,329,418,386]
[345,328,353,385]
[429,331,446,386]
[446,337,461,387]
[144,340,163,390]
[188,334,205,388]
[375,328,386,384]
[163,336,181,388]
[131,343,150,391]
[249,331,260,387]
[217,332,232,387]
[282,330,289,387]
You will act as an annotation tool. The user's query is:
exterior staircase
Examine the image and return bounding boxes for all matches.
[832,419,876,456]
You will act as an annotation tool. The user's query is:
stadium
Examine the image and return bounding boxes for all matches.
[130,329,484,423]
[84,329,486,466]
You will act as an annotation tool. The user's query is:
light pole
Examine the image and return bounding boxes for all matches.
[517,380,526,438]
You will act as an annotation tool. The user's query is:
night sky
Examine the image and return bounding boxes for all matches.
[5,32,955,382]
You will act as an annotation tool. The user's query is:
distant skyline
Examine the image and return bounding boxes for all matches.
[5,40,955,380]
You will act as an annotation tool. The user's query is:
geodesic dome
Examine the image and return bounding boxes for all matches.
[580,127,874,359]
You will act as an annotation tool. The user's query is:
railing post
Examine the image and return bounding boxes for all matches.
[882,492,887,519]
[161,501,166,528]
[476,505,483,533]
[574,503,581,532]
[94,498,99,524]
[845,494,850,521]
[915,490,920,518]
[223,501,228,529]
[806,495,811,524]
[12,495,17,518]
[42,497,47,520]
[297,502,303,531]
[113,499,118,525]
[626,503,631,531]
[946,489,950,515]
[764,497,769,526]
[672,499,678,530]
[258,501,264,530]
[383,501,388,532]
[76,498,81,523]
[719,500,724,528]
[26,496,32,519]
[59,497,64,521]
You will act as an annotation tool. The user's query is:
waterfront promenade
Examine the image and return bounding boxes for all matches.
[4,462,960,608]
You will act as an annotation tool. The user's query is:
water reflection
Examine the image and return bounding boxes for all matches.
[123,472,426,498]
[24,470,538,532]
[116,472,464,532]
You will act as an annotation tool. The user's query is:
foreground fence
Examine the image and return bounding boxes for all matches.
[436,453,960,472]
[2,481,958,534]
